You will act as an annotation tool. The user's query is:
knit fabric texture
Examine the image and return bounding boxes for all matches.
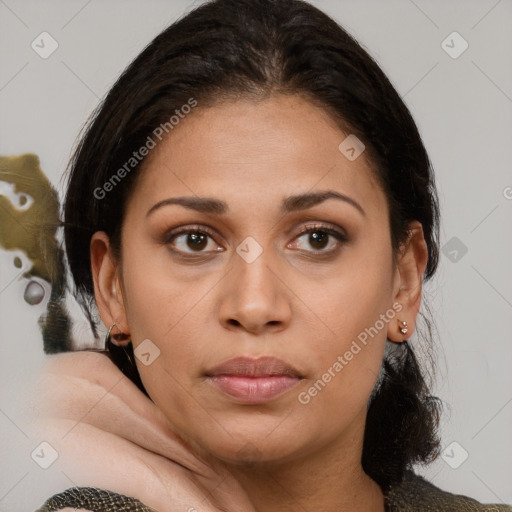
[36,487,155,512]
[384,471,512,511]
[37,471,512,512]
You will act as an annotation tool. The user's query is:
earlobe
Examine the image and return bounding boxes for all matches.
[90,231,130,344]
[387,316,410,344]
[387,221,428,343]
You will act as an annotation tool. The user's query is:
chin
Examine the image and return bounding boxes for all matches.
[188,425,310,467]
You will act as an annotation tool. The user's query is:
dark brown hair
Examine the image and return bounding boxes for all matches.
[63,0,441,491]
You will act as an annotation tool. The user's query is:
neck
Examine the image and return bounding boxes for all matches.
[217,415,385,512]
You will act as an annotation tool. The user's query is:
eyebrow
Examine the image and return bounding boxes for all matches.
[146,190,366,217]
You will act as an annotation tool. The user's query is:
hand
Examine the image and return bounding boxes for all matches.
[29,351,256,512]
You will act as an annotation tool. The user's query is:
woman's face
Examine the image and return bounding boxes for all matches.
[103,94,406,465]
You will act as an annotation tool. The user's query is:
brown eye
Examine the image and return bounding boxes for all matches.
[165,226,224,255]
[308,231,329,250]
[291,225,347,254]
[185,232,208,251]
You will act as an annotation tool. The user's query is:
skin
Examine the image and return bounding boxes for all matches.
[91,94,428,512]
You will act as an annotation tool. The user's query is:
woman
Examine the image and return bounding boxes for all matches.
[33,0,511,510]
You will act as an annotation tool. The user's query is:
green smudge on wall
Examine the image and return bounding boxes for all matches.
[0,153,71,353]
[0,154,59,282]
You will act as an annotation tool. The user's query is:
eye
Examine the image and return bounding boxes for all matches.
[289,224,347,255]
[164,225,223,255]
[163,223,347,259]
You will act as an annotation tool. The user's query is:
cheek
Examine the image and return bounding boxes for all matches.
[306,230,395,346]
[297,238,394,417]
[117,243,213,395]
[295,304,389,442]
[119,234,213,342]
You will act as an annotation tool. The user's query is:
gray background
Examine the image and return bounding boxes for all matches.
[1,0,511,510]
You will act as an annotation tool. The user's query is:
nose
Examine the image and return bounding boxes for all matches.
[218,248,292,335]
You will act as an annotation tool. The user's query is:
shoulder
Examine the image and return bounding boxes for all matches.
[386,471,512,512]
[36,487,155,512]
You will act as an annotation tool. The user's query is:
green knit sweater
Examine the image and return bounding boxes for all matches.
[36,471,512,511]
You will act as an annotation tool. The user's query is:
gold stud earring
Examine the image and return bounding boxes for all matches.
[398,320,408,335]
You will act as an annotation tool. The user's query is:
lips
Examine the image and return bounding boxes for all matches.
[205,357,303,404]
[206,356,303,378]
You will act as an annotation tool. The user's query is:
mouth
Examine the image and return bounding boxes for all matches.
[205,356,304,404]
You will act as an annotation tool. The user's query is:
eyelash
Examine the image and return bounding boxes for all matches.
[293,224,348,256]
[163,223,348,260]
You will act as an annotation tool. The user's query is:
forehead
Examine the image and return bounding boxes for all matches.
[128,94,386,218]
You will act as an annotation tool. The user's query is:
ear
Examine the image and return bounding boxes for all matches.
[387,220,428,343]
[90,231,130,346]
